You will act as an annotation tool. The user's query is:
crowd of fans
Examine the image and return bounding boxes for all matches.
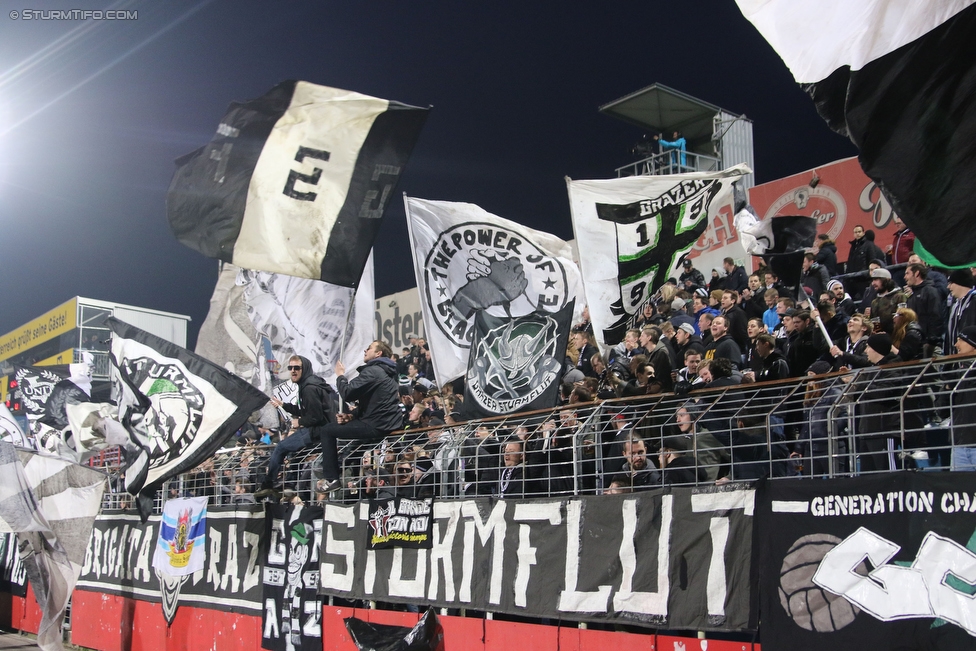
[139,226,976,509]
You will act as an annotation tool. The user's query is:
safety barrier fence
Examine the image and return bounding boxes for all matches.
[95,352,976,513]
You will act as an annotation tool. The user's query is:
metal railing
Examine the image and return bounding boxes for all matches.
[615,150,722,178]
[96,353,976,513]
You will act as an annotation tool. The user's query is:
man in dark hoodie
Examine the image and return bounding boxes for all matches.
[318,340,403,492]
[256,354,336,498]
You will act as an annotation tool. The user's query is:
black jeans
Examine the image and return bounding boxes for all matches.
[319,420,388,481]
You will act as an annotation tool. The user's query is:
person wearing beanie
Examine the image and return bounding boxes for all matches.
[827,279,856,318]
[947,268,976,354]
[949,325,976,471]
[806,360,833,376]
[856,331,905,473]
[866,332,894,361]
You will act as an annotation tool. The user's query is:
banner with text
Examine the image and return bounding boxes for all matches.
[76,507,265,616]
[757,473,976,651]
[319,486,756,631]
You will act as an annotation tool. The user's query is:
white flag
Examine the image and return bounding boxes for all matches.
[404,196,584,383]
[567,165,749,346]
[153,497,208,576]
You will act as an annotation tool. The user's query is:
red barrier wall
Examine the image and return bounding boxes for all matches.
[0,591,759,651]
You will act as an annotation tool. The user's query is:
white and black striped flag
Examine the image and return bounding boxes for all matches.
[0,442,105,651]
[106,318,269,507]
[168,81,428,287]
[736,1,976,267]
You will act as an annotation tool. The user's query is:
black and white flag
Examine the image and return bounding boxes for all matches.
[735,212,818,291]
[757,472,976,651]
[106,318,270,503]
[736,1,976,267]
[462,301,574,419]
[0,404,31,449]
[168,80,428,287]
[567,166,749,346]
[262,503,323,651]
[404,196,583,383]
[0,442,105,651]
[11,364,68,449]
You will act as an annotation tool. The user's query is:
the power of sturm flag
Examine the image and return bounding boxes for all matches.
[168,81,428,287]
[736,0,976,267]
[567,165,749,346]
[106,317,269,505]
[404,196,583,383]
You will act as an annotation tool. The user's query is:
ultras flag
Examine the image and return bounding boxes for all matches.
[567,165,749,346]
[461,301,574,420]
[106,318,269,508]
[404,196,584,383]
[736,0,976,267]
[168,81,428,287]
[735,211,818,292]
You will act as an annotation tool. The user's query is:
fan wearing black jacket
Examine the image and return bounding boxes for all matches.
[256,354,336,498]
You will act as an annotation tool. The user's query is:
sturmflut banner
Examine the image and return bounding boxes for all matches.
[319,486,757,631]
[758,473,976,651]
[76,507,265,616]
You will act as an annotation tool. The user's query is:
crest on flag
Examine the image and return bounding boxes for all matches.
[405,197,583,382]
[463,301,574,418]
[106,318,269,508]
[567,165,749,346]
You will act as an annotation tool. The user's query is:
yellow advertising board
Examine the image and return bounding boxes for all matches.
[35,349,74,366]
[0,298,77,362]
[0,375,7,403]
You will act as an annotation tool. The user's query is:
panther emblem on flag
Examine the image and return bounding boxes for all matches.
[466,313,563,413]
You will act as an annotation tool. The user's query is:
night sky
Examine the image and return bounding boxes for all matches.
[0,1,856,347]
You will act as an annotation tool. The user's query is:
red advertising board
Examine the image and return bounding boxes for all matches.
[746,157,898,265]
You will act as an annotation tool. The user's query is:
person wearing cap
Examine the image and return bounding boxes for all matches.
[674,322,705,361]
[950,325,976,471]
[679,258,706,293]
[669,296,695,332]
[868,267,906,335]
[946,268,976,354]
[904,263,946,357]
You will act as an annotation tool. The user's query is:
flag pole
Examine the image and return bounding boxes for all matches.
[336,285,357,413]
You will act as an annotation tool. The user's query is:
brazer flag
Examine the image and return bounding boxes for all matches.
[567,165,749,346]
[736,0,976,267]
[462,301,574,420]
[106,317,269,504]
[168,81,428,287]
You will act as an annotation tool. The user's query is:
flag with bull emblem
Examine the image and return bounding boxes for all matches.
[567,165,750,346]
[168,80,428,287]
[404,196,583,383]
[461,301,574,420]
[106,318,269,515]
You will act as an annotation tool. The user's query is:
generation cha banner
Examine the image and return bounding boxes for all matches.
[757,473,976,651]
[567,165,749,346]
[319,486,756,631]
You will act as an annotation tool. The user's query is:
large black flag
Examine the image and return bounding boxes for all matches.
[757,473,976,651]
[461,301,574,420]
[737,1,976,267]
[168,80,428,287]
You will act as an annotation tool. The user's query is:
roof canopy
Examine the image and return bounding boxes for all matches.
[599,83,727,150]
